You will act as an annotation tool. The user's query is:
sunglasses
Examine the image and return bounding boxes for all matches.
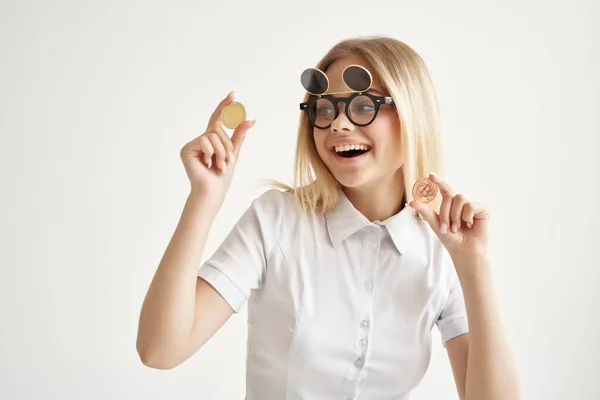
[299,65,393,129]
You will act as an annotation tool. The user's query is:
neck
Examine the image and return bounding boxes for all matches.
[342,168,406,222]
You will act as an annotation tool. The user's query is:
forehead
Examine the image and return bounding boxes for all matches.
[324,54,384,93]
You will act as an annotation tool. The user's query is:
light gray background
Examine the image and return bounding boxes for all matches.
[1,0,598,399]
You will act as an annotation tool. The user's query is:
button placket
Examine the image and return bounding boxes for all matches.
[353,226,380,379]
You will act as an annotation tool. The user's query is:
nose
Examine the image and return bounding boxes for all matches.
[330,101,354,133]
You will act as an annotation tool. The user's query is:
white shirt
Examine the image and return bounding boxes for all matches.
[198,188,469,399]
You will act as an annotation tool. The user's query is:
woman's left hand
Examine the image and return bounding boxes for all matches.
[409,172,490,263]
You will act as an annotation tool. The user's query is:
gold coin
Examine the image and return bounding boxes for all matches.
[412,177,438,203]
[221,102,246,129]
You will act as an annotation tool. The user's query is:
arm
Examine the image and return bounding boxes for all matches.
[446,333,469,400]
[447,255,521,400]
[137,92,257,369]
[136,192,233,370]
[410,172,521,400]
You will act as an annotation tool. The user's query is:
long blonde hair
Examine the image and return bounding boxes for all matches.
[267,36,444,215]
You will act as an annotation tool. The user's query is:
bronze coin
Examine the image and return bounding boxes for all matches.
[412,177,438,203]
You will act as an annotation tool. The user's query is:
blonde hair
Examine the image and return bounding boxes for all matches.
[267,36,444,215]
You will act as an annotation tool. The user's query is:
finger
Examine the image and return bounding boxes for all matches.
[207,91,235,129]
[429,172,455,197]
[470,202,490,222]
[213,124,234,161]
[438,192,453,234]
[206,132,227,172]
[197,136,214,168]
[230,119,256,159]
[408,200,441,233]
[462,202,476,228]
[450,194,468,233]
[464,202,490,230]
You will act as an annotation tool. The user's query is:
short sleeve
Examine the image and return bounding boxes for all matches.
[198,189,284,313]
[436,257,469,347]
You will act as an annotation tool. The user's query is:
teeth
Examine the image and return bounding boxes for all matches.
[334,144,370,152]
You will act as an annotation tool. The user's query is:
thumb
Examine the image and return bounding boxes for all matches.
[409,200,441,234]
[230,119,256,160]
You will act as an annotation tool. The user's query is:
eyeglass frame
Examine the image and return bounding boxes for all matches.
[299,91,394,129]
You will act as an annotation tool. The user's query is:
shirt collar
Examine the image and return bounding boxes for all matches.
[324,190,422,255]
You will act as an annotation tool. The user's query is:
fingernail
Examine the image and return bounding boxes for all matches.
[466,222,473,228]
[229,90,235,96]
[440,222,448,234]
[227,151,235,163]
[205,157,212,169]
[452,223,458,233]
[221,160,227,173]
[430,172,439,179]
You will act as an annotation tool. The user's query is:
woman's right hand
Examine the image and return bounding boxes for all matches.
[180,91,256,201]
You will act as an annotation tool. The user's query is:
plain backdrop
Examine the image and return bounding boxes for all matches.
[1,0,598,399]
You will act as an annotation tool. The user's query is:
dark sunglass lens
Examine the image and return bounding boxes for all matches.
[343,65,371,92]
[301,69,328,95]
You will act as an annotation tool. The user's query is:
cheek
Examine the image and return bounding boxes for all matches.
[368,119,401,159]
[313,130,328,157]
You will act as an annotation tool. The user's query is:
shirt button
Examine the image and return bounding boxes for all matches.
[363,282,372,291]
[360,320,369,328]
[360,338,368,347]
[368,242,377,250]
[354,357,365,368]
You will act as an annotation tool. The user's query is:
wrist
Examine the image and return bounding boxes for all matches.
[451,249,489,266]
[187,189,223,213]
[451,250,492,279]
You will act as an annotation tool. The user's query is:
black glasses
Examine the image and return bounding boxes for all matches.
[298,64,393,129]
[300,92,393,129]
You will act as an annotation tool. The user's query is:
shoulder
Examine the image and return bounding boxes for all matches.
[250,188,294,214]
[244,188,298,232]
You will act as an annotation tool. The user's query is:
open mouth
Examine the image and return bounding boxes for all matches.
[331,144,372,158]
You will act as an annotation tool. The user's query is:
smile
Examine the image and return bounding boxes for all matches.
[331,144,372,158]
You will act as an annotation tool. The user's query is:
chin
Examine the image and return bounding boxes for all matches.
[331,165,402,191]
[331,171,374,190]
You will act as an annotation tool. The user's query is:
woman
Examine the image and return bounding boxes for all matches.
[136,36,521,399]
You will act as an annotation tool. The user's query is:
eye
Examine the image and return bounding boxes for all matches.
[314,98,335,117]
[350,97,376,114]
[357,103,374,111]
[316,106,333,116]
